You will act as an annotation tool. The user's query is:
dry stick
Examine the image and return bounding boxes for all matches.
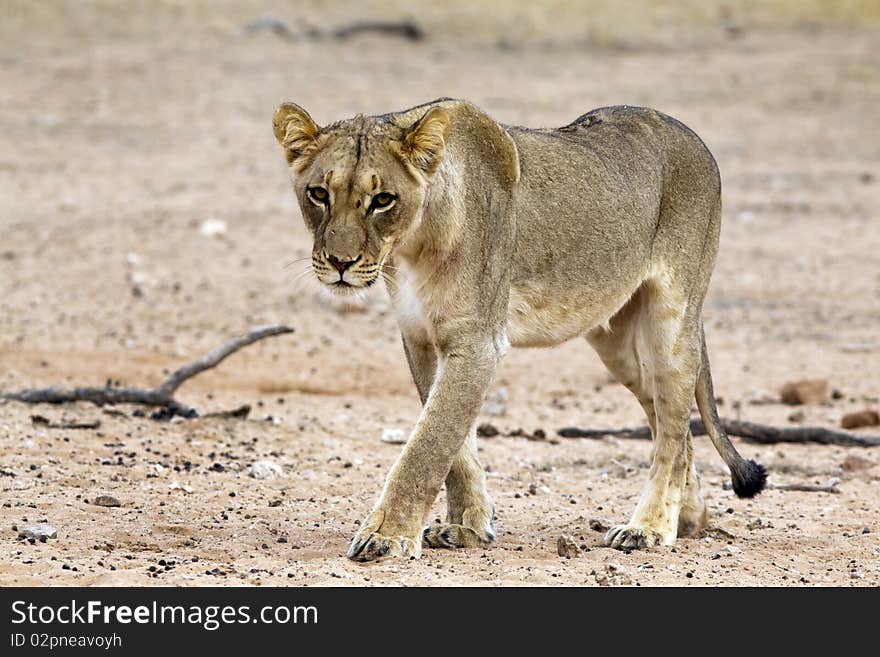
[30,415,101,430]
[722,480,841,494]
[1,325,293,419]
[767,482,840,493]
[558,417,880,448]
[242,17,424,42]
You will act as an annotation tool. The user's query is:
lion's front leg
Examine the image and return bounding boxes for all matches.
[347,332,501,562]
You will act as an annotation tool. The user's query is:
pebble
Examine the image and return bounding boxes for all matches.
[747,518,772,531]
[588,518,610,533]
[476,423,500,438]
[380,428,407,445]
[92,495,121,507]
[18,524,57,541]
[780,379,829,405]
[556,534,581,558]
[199,218,227,238]
[841,455,874,472]
[724,545,741,555]
[594,563,632,586]
[840,410,880,430]
[250,460,284,480]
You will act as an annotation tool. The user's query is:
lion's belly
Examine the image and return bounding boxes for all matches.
[505,284,635,348]
[505,287,593,348]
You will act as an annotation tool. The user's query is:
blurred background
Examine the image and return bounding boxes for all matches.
[0,1,878,585]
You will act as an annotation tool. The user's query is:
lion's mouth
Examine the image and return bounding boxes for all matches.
[323,273,379,295]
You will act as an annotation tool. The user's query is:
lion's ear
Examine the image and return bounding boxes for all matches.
[273,103,320,162]
[402,107,451,175]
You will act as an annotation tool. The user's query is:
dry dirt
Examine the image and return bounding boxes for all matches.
[1,1,879,587]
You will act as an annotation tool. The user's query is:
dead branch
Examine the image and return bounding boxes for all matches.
[1,325,293,420]
[558,417,880,448]
[31,415,100,430]
[201,404,252,420]
[242,16,424,42]
[723,479,841,494]
[330,21,424,42]
[769,482,841,493]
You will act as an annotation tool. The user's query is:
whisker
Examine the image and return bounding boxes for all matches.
[381,271,400,296]
[288,266,316,291]
[282,256,313,271]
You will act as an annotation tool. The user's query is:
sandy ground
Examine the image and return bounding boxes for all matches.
[1,1,879,586]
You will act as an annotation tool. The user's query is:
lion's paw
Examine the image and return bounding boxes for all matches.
[423,522,495,549]
[604,524,668,551]
[346,509,422,562]
[423,504,496,549]
[347,531,421,562]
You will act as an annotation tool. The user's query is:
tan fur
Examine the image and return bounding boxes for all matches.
[273,98,756,561]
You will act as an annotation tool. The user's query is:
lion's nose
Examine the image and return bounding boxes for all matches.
[327,254,360,273]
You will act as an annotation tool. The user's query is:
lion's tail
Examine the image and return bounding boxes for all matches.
[694,326,767,498]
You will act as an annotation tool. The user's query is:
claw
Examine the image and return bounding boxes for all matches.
[604,525,664,551]
[347,528,421,562]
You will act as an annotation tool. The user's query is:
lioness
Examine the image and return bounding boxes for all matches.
[273,98,766,561]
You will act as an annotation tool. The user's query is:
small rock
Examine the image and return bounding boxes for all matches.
[841,455,873,472]
[380,428,407,444]
[747,518,772,531]
[250,460,284,480]
[476,423,499,438]
[199,218,227,238]
[851,570,863,579]
[92,495,121,507]
[840,410,880,430]
[780,379,829,405]
[724,544,741,555]
[481,388,509,417]
[168,481,193,493]
[588,518,610,533]
[528,482,538,495]
[18,524,57,541]
[787,410,805,423]
[594,563,632,586]
[556,534,581,558]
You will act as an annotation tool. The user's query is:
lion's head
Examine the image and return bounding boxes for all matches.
[273,103,450,294]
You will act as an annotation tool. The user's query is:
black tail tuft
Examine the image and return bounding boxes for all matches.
[731,459,767,498]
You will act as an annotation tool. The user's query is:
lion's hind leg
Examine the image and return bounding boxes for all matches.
[589,277,706,550]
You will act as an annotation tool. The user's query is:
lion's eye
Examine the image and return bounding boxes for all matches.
[370,192,396,211]
[307,186,329,204]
